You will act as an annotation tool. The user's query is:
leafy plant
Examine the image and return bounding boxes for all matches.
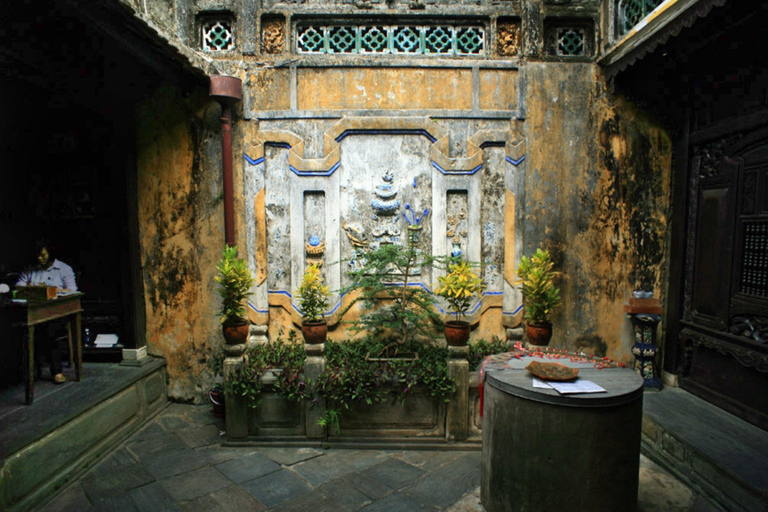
[297,263,331,323]
[468,336,508,371]
[214,245,255,325]
[341,238,442,355]
[316,338,456,415]
[224,331,308,408]
[318,408,343,435]
[515,248,561,325]
[434,258,486,322]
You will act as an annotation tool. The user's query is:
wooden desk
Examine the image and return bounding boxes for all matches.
[11,293,83,404]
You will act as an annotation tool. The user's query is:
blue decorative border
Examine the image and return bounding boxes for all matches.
[289,161,341,177]
[431,162,483,175]
[335,129,438,144]
[244,154,265,166]
[260,287,509,316]
[505,155,525,166]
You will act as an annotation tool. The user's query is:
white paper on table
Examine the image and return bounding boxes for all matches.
[94,334,119,347]
[547,379,606,394]
[532,377,553,389]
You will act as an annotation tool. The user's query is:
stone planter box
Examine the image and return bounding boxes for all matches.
[224,345,483,447]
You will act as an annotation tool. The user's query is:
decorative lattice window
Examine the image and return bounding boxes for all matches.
[202,20,235,52]
[740,221,768,298]
[296,23,486,56]
[557,28,585,56]
[618,0,665,37]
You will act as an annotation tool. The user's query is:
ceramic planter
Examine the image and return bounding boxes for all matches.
[302,320,327,344]
[444,320,471,346]
[526,323,553,346]
[222,320,249,345]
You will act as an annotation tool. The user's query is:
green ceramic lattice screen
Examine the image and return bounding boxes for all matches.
[202,20,235,51]
[297,24,485,56]
[556,28,585,56]
[617,0,665,37]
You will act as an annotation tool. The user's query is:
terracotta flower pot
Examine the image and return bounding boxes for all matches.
[444,320,471,347]
[222,320,249,345]
[209,388,225,418]
[526,323,553,346]
[302,321,327,344]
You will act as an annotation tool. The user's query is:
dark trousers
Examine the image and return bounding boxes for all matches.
[36,323,64,377]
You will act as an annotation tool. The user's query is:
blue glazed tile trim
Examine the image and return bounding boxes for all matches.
[289,160,341,177]
[431,161,483,175]
[505,155,525,166]
[248,301,269,314]
[502,304,524,316]
[479,141,506,149]
[265,286,504,316]
[265,142,292,149]
[335,129,438,144]
[244,154,265,166]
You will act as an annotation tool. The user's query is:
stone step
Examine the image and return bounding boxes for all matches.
[642,387,768,512]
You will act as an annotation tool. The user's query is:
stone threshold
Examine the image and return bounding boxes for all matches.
[641,386,768,512]
[0,359,169,512]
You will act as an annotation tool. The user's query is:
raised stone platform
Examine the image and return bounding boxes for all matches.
[0,358,168,512]
[642,387,768,512]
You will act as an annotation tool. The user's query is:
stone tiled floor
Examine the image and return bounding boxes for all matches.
[36,403,720,512]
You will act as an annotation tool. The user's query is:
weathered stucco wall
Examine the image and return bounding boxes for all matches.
[137,82,226,402]
[525,63,672,364]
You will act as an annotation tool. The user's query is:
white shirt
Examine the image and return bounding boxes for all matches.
[17,259,78,291]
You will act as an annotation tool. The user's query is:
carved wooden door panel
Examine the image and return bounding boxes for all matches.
[679,129,768,432]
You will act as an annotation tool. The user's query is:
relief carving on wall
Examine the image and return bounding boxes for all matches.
[306,235,325,267]
[261,19,285,54]
[497,20,520,57]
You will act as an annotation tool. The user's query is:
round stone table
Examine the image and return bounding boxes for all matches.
[480,356,644,512]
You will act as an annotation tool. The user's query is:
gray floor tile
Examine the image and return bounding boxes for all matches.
[336,472,393,500]
[419,450,465,472]
[292,453,356,486]
[180,484,266,512]
[241,469,313,508]
[143,447,209,479]
[129,422,169,442]
[326,450,388,470]
[182,405,221,426]
[362,458,427,491]
[143,450,208,480]
[269,489,332,512]
[160,466,231,502]
[87,447,137,474]
[259,447,325,466]
[359,492,429,512]
[156,414,196,432]
[175,424,222,449]
[215,452,281,484]
[89,493,139,512]
[80,464,155,502]
[196,445,259,465]
[403,472,472,510]
[126,432,188,461]
[318,477,373,511]
[129,481,178,512]
[389,450,440,467]
[429,452,481,487]
[36,483,91,512]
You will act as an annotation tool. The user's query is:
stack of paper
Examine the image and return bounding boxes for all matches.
[93,334,119,348]
[532,377,606,394]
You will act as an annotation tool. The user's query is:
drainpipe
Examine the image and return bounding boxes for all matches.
[210,75,242,248]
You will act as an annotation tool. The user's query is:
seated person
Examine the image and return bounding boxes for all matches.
[17,241,78,292]
[16,241,78,383]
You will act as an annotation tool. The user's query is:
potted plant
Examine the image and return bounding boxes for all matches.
[515,248,561,346]
[297,263,331,344]
[215,245,255,345]
[434,258,486,346]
